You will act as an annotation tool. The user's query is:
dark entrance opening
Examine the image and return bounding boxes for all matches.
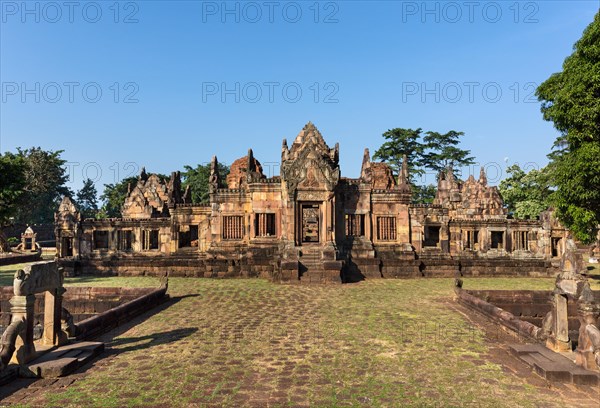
[301,204,320,243]
[551,237,562,257]
[179,225,199,248]
[423,226,441,247]
[491,231,504,249]
[62,237,73,257]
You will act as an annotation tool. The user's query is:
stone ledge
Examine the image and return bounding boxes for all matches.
[26,341,104,378]
[509,344,600,385]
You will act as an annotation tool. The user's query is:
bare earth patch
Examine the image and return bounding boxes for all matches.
[0,276,599,407]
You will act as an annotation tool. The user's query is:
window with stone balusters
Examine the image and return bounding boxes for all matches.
[345,214,365,237]
[255,213,276,237]
[223,216,244,240]
[376,216,396,241]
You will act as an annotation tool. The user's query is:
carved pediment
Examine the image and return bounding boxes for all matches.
[55,196,81,226]
[282,148,340,194]
[122,185,152,218]
[281,122,340,195]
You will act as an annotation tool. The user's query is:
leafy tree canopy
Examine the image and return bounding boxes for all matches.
[13,147,71,224]
[0,152,26,226]
[536,11,600,242]
[76,178,99,219]
[373,128,474,202]
[372,128,425,179]
[498,164,551,219]
[421,130,475,175]
[182,162,230,204]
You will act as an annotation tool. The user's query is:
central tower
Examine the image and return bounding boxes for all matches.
[280,122,343,281]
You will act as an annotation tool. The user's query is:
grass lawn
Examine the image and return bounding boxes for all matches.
[2,260,599,407]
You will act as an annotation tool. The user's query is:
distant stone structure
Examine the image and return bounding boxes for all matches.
[16,227,37,252]
[56,123,568,282]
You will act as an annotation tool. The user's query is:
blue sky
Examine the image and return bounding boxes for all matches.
[1,1,599,194]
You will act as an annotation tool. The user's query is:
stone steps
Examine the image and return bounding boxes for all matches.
[509,344,600,385]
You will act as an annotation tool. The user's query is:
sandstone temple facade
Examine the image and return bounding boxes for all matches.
[55,123,568,283]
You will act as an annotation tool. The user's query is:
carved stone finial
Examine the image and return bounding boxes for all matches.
[182,185,191,203]
[479,167,487,186]
[400,154,410,183]
[167,171,182,205]
[209,156,220,192]
[360,148,371,181]
[447,164,455,183]
[247,149,255,173]
[139,167,148,182]
[282,139,289,161]
[332,142,340,165]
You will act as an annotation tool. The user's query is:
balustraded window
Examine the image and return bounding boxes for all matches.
[255,213,276,237]
[143,230,159,250]
[463,230,479,250]
[118,230,132,250]
[223,216,244,240]
[345,214,365,237]
[376,216,396,241]
[512,231,529,250]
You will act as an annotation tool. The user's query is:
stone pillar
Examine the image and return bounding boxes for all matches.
[547,294,572,352]
[9,294,35,364]
[397,205,410,244]
[43,287,68,346]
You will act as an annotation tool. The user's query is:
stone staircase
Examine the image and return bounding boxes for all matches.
[298,246,342,284]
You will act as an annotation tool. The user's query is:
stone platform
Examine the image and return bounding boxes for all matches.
[509,344,600,385]
[25,342,104,378]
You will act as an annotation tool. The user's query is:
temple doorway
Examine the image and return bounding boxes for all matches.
[300,203,320,244]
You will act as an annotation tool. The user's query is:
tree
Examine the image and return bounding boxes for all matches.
[0,152,26,252]
[412,184,437,205]
[14,147,71,224]
[373,127,474,202]
[76,178,99,219]
[182,162,229,204]
[422,130,475,176]
[536,11,600,242]
[372,128,425,181]
[100,176,139,218]
[499,164,551,219]
[0,152,26,225]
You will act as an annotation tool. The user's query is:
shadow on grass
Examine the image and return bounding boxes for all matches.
[0,293,200,401]
[106,327,198,354]
[586,265,600,280]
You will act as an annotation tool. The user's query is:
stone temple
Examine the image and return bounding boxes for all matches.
[55,122,568,283]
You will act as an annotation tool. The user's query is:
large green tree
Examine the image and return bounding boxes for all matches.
[373,127,474,203]
[372,128,425,180]
[182,162,229,204]
[499,164,551,219]
[14,147,71,224]
[0,152,26,251]
[422,130,475,176]
[536,11,600,242]
[76,178,99,219]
